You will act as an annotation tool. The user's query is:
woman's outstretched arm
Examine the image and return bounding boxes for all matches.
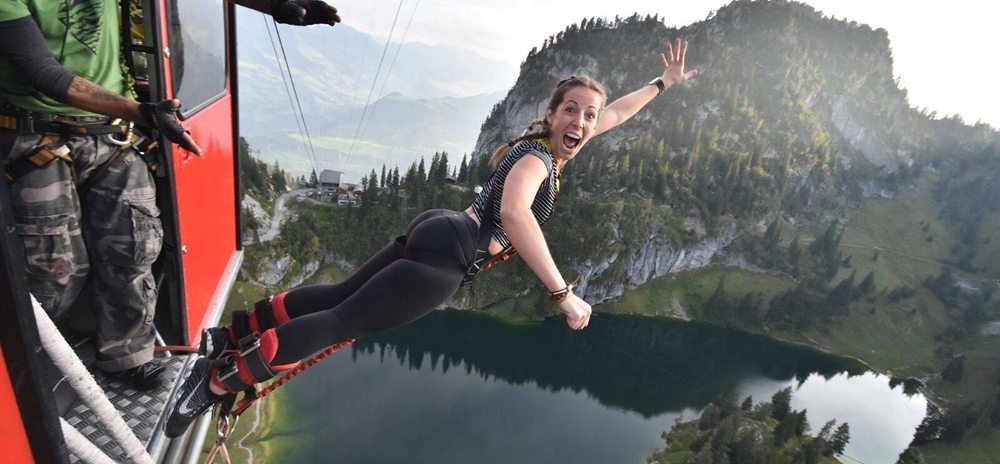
[500,156,591,330]
[594,38,698,137]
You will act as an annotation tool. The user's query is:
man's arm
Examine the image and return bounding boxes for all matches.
[65,76,144,123]
[228,0,341,26]
[0,16,200,153]
[64,78,201,155]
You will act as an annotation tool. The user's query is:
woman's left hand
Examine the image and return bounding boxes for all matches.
[661,38,698,87]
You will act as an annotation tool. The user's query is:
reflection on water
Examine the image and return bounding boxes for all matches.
[268,311,923,464]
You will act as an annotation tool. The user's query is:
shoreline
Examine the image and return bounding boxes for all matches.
[607,307,937,401]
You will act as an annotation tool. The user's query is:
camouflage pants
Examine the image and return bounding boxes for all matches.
[1,128,162,372]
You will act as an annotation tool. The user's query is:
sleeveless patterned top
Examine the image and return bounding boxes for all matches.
[471,139,559,250]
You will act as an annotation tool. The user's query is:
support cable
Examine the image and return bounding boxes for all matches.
[353,0,379,98]
[273,23,322,172]
[356,0,421,157]
[263,16,318,174]
[344,0,405,167]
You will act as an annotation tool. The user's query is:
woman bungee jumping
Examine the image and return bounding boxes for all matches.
[166,38,698,438]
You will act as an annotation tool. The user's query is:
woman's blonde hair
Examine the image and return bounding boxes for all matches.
[489,75,608,170]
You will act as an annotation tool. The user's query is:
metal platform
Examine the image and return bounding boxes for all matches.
[62,354,190,464]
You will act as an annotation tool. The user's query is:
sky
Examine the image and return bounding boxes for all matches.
[334,0,999,128]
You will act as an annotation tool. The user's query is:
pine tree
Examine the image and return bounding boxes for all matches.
[831,423,850,454]
[764,218,783,250]
[309,169,319,188]
[459,154,469,182]
[795,409,811,436]
[859,271,876,295]
[827,270,856,307]
[771,387,792,420]
[941,356,965,383]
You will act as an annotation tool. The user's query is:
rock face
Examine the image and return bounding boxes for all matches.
[828,96,896,170]
[578,227,737,304]
[247,254,323,288]
[242,194,272,245]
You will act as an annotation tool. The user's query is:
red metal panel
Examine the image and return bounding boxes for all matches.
[158,0,238,343]
[171,100,237,343]
[0,346,35,464]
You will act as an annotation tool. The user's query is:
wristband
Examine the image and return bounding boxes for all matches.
[548,278,579,304]
[648,77,665,95]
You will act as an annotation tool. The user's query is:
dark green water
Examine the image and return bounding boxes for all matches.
[264,311,925,464]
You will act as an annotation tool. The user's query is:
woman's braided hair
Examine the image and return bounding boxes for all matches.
[489,75,607,170]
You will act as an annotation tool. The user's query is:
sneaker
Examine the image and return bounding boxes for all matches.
[165,358,224,438]
[105,361,167,391]
[200,327,235,360]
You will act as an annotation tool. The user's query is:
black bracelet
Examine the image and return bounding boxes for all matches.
[648,77,665,95]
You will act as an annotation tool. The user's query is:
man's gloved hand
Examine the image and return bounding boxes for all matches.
[270,0,341,26]
[138,99,202,155]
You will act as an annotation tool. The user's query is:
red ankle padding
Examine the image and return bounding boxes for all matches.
[249,314,262,334]
[227,326,239,347]
[248,292,291,333]
[270,292,291,326]
[211,328,299,393]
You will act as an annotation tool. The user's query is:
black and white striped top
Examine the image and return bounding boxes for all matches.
[472,139,559,250]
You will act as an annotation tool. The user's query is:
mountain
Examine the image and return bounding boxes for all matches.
[242,89,505,180]
[235,9,518,179]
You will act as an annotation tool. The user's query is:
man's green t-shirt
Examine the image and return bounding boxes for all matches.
[0,0,126,116]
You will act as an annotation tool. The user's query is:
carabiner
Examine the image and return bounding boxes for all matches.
[106,119,133,146]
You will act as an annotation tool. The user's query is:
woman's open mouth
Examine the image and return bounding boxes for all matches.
[563,133,581,150]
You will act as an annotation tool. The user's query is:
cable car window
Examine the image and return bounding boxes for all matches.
[168,0,227,118]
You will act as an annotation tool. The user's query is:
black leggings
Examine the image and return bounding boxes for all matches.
[271,209,480,365]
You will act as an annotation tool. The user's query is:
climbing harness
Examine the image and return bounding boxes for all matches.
[203,339,354,463]
[1,105,160,187]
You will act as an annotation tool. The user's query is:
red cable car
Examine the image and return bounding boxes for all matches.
[0,0,244,461]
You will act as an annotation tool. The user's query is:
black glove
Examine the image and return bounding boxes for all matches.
[138,100,201,155]
[270,0,341,26]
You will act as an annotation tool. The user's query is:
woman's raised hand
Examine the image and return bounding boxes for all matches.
[557,292,592,330]
[661,38,698,87]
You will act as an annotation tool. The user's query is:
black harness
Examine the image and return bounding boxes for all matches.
[461,174,507,286]
[1,103,159,188]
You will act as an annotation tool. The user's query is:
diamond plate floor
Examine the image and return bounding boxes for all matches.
[65,356,187,464]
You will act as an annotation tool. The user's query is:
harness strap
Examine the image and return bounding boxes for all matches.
[476,248,518,275]
[217,350,268,393]
[0,115,17,131]
[0,105,130,136]
[253,296,279,331]
[216,331,298,393]
[230,309,252,343]
[4,135,71,183]
[461,177,498,286]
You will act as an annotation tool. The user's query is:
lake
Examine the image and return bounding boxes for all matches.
[263,310,926,464]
